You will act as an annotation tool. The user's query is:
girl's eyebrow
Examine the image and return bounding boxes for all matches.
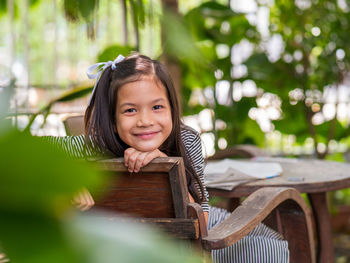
[119,98,166,108]
[119,102,136,108]
[152,98,166,104]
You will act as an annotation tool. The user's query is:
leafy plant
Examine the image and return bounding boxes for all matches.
[244,1,350,158]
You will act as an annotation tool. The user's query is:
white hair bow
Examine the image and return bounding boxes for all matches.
[86,54,125,105]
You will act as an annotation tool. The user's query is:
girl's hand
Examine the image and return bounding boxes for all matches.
[72,187,95,211]
[124,147,167,173]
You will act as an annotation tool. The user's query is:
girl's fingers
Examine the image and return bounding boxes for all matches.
[124,148,167,173]
[134,152,148,173]
[127,150,141,172]
[124,148,136,167]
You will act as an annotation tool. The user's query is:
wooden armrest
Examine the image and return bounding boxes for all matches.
[201,187,315,263]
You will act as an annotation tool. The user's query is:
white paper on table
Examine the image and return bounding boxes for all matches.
[204,159,283,179]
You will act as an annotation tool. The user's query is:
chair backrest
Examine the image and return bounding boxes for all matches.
[94,157,206,240]
[63,115,84,136]
[95,157,189,218]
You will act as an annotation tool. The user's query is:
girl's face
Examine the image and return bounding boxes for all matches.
[116,75,173,152]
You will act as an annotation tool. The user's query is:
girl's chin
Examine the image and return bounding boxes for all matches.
[133,145,160,152]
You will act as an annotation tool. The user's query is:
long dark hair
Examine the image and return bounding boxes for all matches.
[85,53,206,204]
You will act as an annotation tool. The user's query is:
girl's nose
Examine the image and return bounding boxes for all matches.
[136,111,154,127]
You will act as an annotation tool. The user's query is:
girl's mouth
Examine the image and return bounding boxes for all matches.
[134,131,159,140]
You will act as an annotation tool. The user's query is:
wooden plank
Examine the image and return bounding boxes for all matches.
[99,157,180,173]
[187,202,208,238]
[168,158,189,218]
[94,170,175,218]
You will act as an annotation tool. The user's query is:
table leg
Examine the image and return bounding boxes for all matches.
[228,197,240,212]
[308,192,334,263]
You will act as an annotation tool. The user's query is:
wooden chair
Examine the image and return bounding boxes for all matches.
[93,157,315,262]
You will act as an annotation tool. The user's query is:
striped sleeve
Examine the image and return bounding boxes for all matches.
[181,127,210,213]
[44,135,95,159]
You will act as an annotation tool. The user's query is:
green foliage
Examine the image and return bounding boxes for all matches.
[129,0,146,27]
[241,1,350,158]
[177,2,262,148]
[161,10,205,63]
[273,102,309,143]
[0,110,103,262]
[66,215,203,263]
[0,0,19,20]
[0,0,6,16]
[0,131,103,216]
[63,0,98,22]
[97,45,135,62]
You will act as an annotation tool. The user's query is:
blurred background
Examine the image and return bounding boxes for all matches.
[2,0,350,161]
[1,0,350,260]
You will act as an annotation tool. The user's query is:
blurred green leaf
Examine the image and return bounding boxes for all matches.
[63,0,98,22]
[65,213,203,263]
[98,45,135,62]
[0,130,104,216]
[0,215,80,263]
[161,10,205,63]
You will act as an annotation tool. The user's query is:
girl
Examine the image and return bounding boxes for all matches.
[49,53,289,262]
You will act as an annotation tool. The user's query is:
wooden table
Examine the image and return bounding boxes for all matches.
[206,158,350,263]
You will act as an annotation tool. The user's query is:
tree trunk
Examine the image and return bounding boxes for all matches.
[160,0,182,111]
[120,0,128,45]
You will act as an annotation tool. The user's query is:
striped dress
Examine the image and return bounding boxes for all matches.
[46,128,289,263]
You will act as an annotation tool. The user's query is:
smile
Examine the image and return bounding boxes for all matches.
[134,131,159,140]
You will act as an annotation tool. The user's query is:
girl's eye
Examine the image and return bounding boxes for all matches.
[124,108,136,113]
[153,105,164,110]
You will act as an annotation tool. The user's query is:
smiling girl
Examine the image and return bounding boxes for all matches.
[49,53,289,262]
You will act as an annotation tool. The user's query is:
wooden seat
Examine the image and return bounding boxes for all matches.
[93,157,315,262]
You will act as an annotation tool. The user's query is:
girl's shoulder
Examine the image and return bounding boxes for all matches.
[180,124,200,144]
[180,125,203,156]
